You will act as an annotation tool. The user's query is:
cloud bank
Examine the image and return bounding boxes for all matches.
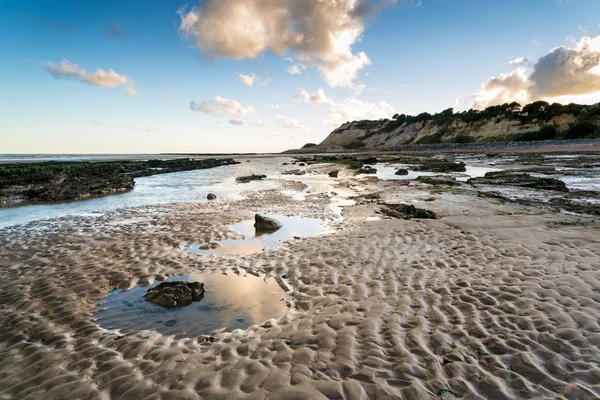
[45,60,139,96]
[190,96,256,117]
[461,35,600,109]
[298,88,394,127]
[178,0,397,89]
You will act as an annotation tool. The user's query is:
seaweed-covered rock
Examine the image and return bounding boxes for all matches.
[328,170,339,178]
[254,214,282,232]
[395,169,409,175]
[357,166,377,175]
[236,174,267,183]
[416,175,461,186]
[207,193,217,200]
[380,203,437,220]
[469,172,568,192]
[144,281,205,309]
[415,160,466,173]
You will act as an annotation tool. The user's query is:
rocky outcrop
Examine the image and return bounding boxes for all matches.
[254,214,282,232]
[207,193,217,200]
[0,158,239,204]
[468,172,568,192]
[144,281,205,309]
[380,204,437,219]
[236,174,267,183]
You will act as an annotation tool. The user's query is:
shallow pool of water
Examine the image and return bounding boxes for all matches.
[94,272,288,338]
[190,214,332,256]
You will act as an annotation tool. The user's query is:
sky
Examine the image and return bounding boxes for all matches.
[1,0,599,154]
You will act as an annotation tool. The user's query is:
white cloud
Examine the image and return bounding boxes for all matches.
[255,118,266,126]
[287,64,302,75]
[190,95,256,116]
[297,87,394,127]
[237,72,258,86]
[264,104,280,110]
[276,115,308,131]
[45,60,139,96]
[178,0,396,89]
[228,118,243,125]
[460,34,600,109]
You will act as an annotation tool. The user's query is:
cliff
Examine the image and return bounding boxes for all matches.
[317,101,600,150]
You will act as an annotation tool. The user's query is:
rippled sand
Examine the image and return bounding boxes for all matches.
[0,167,599,399]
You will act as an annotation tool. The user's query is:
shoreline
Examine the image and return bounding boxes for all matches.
[0,157,599,399]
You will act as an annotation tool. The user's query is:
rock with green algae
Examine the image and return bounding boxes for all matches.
[144,281,205,309]
[468,171,568,192]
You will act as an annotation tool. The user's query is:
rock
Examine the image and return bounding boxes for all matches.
[282,162,289,165]
[254,214,283,232]
[395,169,409,175]
[357,166,377,174]
[468,172,568,192]
[198,242,222,250]
[328,170,339,178]
[207,193,217,200]
[415,160,466,173]
[298,163,306,166]
[379,203,437,220]
[236,174,267,183]
[144,281,205,309]
[282,170,306,176]
[416,175,461,186]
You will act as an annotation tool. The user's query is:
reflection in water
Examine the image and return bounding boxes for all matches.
[94,272,288,338]
[0,157,294,228]
[374,164,502,182]
[190,214,331,256]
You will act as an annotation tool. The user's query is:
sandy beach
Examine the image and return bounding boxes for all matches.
[0,158,599,400]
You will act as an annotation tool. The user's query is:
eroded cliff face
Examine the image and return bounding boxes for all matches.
[318,114,580,149]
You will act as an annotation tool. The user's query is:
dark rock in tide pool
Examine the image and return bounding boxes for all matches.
[328,170,339,178]
[198,242,222,250]
[357,166,377,175]
[144,281,205,309]
[395,169,409,175]
[298,163,306,166]
[236,174,267,183]
[254,214,282,232]
[207,193,217,200]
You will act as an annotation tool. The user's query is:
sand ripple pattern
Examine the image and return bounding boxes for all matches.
[0,199,599,399]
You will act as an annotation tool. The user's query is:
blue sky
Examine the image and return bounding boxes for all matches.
[1,0,599,153]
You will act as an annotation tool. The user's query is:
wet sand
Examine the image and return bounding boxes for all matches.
[0,162,599,399]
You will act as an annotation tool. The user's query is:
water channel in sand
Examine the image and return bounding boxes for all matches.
[190,214,333,257]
